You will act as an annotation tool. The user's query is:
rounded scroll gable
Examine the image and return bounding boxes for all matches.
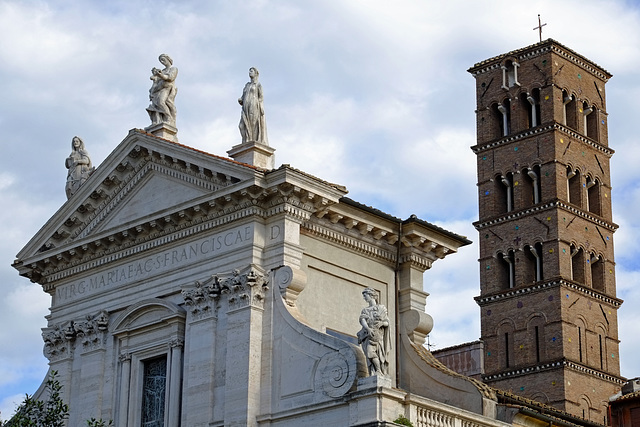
[112,298,186,335]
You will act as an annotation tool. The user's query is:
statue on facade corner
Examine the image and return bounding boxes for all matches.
[65,136,94,199]
[357,287,390,377]
[238,67,268,145]
[147,53,178,127]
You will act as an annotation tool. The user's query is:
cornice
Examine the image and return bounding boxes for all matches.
[468,39,611,81]
[475,278,622,307]
[484,359,624,384]
[19,184,334,287]
[301,221,397,264]
[473,200,618,232]
[471,123,614,156]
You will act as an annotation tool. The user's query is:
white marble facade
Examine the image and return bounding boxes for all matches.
[14,129,499,426]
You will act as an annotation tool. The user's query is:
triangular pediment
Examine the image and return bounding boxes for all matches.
[15,129,259,267]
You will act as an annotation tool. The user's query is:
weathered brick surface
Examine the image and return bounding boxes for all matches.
[469,40,624,421]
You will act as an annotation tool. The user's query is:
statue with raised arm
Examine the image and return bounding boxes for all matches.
[65,136,94,199]
[357,287,391,377]
[147,54,178,127]
[238,67,268,145]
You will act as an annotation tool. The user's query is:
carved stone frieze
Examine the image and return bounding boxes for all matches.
[42,310,110,361]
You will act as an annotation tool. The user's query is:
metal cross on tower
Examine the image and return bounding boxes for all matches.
[533,14,547,43]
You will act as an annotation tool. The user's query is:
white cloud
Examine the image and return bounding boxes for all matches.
[1,0,640,406]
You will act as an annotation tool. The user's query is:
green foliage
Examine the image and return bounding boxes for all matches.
[2,370,69,427]
[393,414,414,426]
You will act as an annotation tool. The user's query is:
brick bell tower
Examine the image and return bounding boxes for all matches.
[468,39,625,422]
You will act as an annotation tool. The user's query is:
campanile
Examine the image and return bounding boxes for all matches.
[468,39,625,422]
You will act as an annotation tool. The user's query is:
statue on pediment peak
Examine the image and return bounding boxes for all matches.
[147,53,178,127]
[65,136,94,199]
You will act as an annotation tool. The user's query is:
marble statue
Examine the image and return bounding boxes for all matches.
[357,287,390,377]
[238,67,268,145]
[65,136,94,199]
[147,54,178,127]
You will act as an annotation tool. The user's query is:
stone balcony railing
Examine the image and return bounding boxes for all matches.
[405,394,510,427]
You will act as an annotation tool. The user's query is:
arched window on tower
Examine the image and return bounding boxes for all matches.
[522,165,542,207]
[528,316,546,364]
[582,102,598,140]
[497,321,516,369]
[494,99,511,136]
[567,166,583,208]
[586,176,602,216]
[563,91,577,130]
[490,100,511,138]
[590,253,605,292]
[498,250,516,289]
[576,318,587,363]
[496,173,514,213]
[522,89,541,129]
[502,60,520,89]
[571,244,586,284]
[523,243,543,284]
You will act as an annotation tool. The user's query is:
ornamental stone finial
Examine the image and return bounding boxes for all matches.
[145,53,178,141]
[65,136,94,199]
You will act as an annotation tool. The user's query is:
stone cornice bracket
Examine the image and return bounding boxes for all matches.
[42,310,110,360]
[272,265,307,307]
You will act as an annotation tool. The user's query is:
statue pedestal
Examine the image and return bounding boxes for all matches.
[145,123,178,142]
[227,141,275,170]
[357,374,393,391]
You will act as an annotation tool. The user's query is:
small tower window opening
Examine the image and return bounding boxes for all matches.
[528,316,546,365]
[586,176,602,216]
[494,99,511,136]
[599,334,604,370]
[498,250,516,289]
[583,102,598,140]
[571,244,586,284]
[523,243,543,283]
[504,332,511,368]
[522,165,542,206]
[567,167,583,207]
[523,89,541,129]
[535,325,541,363]
[590,254,605,292]
[578,326,584,362]
[502,60,520,89]
[498,172,514,212]
[563,91,577,130]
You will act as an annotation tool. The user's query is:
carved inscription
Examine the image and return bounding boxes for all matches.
[56,225,253,303]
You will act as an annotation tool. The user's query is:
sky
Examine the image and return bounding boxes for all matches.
[1,0,640,419]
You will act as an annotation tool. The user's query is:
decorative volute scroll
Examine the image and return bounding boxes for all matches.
[42,310,109,361]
